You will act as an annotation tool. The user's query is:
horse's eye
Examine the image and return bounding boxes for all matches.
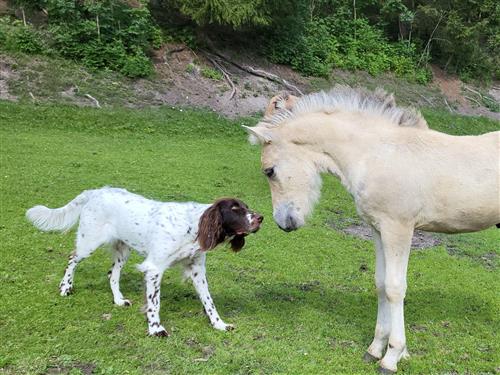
[264,167,275,178]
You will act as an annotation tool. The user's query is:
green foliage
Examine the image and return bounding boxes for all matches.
[172,0,269,28]
[0,0,161,78]
[201,66,223,80]
[264,14,430,82]
[3,0,498,82]
[412,1,499,82]
[46,0,159,77]
[0,18,48,54]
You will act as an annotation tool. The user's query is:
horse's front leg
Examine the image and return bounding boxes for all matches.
[365,228,391,362]
[378,224,413,374]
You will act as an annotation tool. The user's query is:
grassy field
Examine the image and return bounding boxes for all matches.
[0,101,499,374]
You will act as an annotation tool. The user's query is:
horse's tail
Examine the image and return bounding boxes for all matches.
[26,191,91,232]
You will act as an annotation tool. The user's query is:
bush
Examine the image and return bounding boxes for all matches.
[201,67,223,80]
[120,48,154,78]
[0,18,48,55]
[1,1,162,78]
[263,14,430,82]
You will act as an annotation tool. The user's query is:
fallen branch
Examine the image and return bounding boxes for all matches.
[207,49,303,95]
[243,65,304,96]
[443,98,454,113]
[204,53,237,100]
[418,94,433,107]
[167,46,187,55]
[84,94,101,108]
[463,85,483,98]
[28,92,36,101]
[464,95,481,107]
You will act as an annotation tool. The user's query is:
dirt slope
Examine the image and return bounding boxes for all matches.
[0,46,498,120]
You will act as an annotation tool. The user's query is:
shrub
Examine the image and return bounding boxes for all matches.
[201,67,223,80]
[0,18,48,55]
[263,14,430,82]
[1,0,162,78]
[120,48,154,78]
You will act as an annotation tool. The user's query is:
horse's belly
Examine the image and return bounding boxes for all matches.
[416,204,499,233]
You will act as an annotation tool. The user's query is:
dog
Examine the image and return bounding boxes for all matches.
[26,187,263,336]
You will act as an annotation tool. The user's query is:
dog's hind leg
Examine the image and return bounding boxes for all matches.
[108,241,131,306]
[138,261,169,337]
[59,220,111,296]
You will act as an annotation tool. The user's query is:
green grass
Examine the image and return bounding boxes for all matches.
[0,101,499,374]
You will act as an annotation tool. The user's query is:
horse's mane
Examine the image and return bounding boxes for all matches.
[263,86,428,129]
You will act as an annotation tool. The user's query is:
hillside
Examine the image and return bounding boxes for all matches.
[1,48,499,120]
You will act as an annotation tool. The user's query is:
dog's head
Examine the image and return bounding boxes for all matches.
[197,198,263,252]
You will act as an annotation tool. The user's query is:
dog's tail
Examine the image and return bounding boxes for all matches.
[26,191,91,232]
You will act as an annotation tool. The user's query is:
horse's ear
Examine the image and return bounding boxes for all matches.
[242,125,273,145]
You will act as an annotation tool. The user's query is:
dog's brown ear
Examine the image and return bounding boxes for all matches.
[230,235,245,252]
[197,203,225,251]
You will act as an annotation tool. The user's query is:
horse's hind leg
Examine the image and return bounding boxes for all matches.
[365,227,391,362]
[59,221,110,296]
[108,241,131,306]
[378,223,413,374]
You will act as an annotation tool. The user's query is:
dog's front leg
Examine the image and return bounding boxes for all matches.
[140,264,169,337]
[187,253,234,331]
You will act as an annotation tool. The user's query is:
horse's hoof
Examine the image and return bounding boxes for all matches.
[378,366,396,374]
[363,352,380,363]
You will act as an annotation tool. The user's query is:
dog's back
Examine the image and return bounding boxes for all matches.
[27,187,207,254]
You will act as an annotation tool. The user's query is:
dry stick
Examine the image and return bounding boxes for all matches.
[208,50,303,95]
[167,46,187,55]
[463,85,483,98]
[443,98,454,113]
[418,14,443,66]
[244,65,304,96]
[204,53,237,100]
[84,94,101,108]
[418,94,433,106]
[464,95,481,107]
[96,14,101,42]
[21,7,26,27]
[28,92,36,101]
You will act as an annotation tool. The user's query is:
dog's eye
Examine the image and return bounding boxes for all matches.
[264,167,275,178]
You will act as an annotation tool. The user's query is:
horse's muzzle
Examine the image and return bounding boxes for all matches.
[273,203,302,232]
[277,215,298,232]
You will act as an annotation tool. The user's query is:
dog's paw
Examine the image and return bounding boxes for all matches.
[59,285,73,296]
[114,298,132,307]
[153,329,170,337]
[212,321,234,332]
[148,325,170,337]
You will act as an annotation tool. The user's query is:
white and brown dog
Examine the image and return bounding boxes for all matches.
[26,187,263,336]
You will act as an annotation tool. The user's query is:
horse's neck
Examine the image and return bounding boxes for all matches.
[292,113,384,192]
[300,117,375,172]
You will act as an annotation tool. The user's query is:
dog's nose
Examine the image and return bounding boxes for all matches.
[257,214,264,223]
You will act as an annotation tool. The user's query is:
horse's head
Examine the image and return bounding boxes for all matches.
[243,124,322,232]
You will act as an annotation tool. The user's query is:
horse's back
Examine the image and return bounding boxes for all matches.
[357,129,500,233]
